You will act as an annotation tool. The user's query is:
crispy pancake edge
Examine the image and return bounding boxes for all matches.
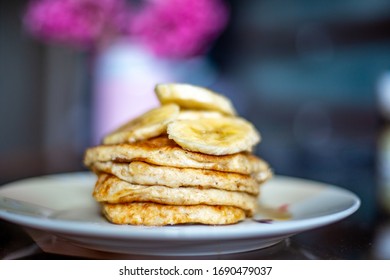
[102,202,246,226]
[84,136,270,175]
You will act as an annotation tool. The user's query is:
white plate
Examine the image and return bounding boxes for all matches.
[0,172,360,256]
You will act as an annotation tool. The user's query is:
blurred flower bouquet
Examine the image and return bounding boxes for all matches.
[23,0,229,59]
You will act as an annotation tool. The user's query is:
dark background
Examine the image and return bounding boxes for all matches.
[1,0,390,259]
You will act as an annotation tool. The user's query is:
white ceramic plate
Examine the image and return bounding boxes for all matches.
[0,172,360,256]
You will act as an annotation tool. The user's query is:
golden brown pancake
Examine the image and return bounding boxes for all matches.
[84,136,270,175]
[94,174,258,215]
[102,202,246,226]
[91,161,263,195]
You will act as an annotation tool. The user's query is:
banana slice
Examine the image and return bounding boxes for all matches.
[167,117,260,155]
[155,83,236,116]
[177,110,224,120]
[103,104,179,145]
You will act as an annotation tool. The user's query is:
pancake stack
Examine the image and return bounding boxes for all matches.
[84,83,272,226]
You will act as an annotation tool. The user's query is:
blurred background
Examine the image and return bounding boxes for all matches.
[1,0,390,259]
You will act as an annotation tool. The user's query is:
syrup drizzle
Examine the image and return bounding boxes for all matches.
[252,203,292,224]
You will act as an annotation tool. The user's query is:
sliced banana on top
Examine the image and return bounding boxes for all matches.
[167,117,260,155]
[155,83,237,116]
[103,104,179,145]
[177,110,225,120]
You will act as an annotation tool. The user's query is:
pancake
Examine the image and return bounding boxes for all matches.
[94,174,258,215]
[91,161,263,195]
[84,83,274,226]
[84,136,270,175]
[102,202,246,225]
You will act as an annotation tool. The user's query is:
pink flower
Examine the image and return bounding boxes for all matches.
[23,0,129,49]
[23,0,230,57]
[130,0,229,58]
